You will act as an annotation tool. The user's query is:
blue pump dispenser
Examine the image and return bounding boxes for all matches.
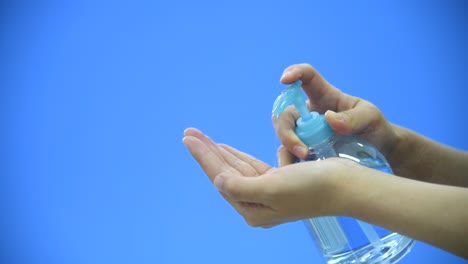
[272,80,333,146]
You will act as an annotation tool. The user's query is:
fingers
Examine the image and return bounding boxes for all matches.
[280,63,342,113]
[274,64,387,159]
[219,144,271,174]
[277,145,297,167]
[324,100,385,135]
[182,135,230,182]
[184,127,273,182]
[214,172,268,203]
[274,64,342,159]
[272,109,308,159]
[217,145,259,177]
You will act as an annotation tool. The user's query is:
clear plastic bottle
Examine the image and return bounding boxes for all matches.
[272,81,415,264]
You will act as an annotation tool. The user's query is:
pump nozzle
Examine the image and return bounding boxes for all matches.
[272,80,334,147]
[272,81,313,120]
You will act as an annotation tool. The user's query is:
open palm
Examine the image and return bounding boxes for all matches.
[183,127,277,221]
[183,127,351,228]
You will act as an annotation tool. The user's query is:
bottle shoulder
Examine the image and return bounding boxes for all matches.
[333,135,393,174]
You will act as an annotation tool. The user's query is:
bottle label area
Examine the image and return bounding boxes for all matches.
[300,136,415,263]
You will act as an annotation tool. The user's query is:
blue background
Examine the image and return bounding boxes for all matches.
[2,1,467,263]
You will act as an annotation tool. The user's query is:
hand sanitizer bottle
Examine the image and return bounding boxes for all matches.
[272,81,415,264]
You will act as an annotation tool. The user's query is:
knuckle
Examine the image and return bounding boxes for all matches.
[277,145,287,154]
[277,127,299,151]
[223,179,240,198]
[369,103,384,119]
[340,111,352,123]
[362,100,381,116]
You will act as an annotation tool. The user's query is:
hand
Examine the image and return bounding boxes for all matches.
[275,63,400,167]
[183,127,359,228]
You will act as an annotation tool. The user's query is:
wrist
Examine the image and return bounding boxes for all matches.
[385,125,437,181]
[385,125,412,175]
[332,163,390,220]
[323,158,368,217]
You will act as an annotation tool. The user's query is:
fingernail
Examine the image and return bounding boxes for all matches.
[293,145,307,158]
[326,110,345,123]
[280,70,291,80]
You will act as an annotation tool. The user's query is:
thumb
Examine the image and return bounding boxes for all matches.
[324,100,383,135]
[214,173,265,202]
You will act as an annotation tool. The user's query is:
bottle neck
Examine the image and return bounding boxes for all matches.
[303,135,338,161]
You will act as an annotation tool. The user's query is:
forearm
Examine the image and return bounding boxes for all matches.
[388,124,468,187]
[336,166,468,258]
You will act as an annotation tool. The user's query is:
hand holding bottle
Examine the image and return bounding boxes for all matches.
[275,63,400,167]
[275,64,468,187]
